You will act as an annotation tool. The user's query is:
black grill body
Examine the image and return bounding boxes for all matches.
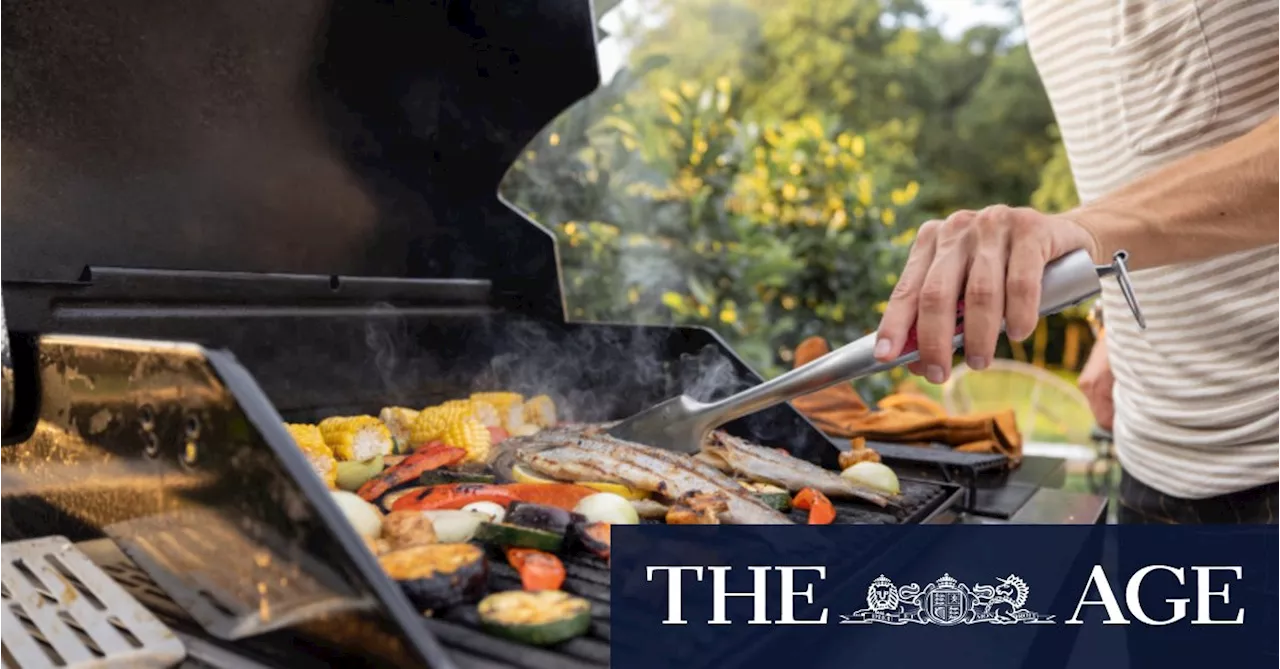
[1,2,963,668]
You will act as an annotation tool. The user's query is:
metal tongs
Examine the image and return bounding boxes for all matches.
[608,249,1145,454]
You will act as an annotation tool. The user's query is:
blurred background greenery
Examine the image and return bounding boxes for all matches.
[499,0,1094,406]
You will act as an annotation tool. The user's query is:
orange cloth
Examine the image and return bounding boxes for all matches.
[791,336,1024,467]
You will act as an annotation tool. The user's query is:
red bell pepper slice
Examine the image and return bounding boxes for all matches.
[356,443,466,501]
[792,487,836,525]
[505,548,566,591]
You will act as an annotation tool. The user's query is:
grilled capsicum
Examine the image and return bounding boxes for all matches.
[505,548,566,591]
[792,487,836,525]
[357,444,466,502]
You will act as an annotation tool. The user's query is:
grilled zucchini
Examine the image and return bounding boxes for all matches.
[478,590,592,646]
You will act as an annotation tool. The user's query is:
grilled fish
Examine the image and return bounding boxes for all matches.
[503,428,793,525]
[699,431,891,508]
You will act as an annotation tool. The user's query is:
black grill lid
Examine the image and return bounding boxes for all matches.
[1,0,600,323]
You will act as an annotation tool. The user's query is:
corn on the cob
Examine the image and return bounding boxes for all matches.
[286,423,337,488]
[471,392,528,431]
[318,415,394,461]
[410,399,500,446]
[378,407,419,453]
[522,395,557,428]
[442,416,492,463]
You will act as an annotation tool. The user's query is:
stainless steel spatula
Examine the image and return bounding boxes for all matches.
[607,248,1145,454]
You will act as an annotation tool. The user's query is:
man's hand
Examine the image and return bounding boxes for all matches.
[1077,332,1114,431]
[872,206,1100,384]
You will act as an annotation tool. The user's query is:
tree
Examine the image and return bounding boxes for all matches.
[501,0,1092,395]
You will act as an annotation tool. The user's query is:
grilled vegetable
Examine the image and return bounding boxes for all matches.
[506,548,566,591]
[419,470,497,486]
[319,416,395,462]
[840,461,901,495]
[569,521,611,560]
[443,418,494,464]
[379,543,489,610]
[335,456,385,492]
[573,493,640,525]
[287,423,338,488]
[478,590,591,646]
[472,392,527,432]
[475,522,564,552]
[411,400,500,461]
[506,502,579,536]
[357,444,467,502]
[381,486,427,512]
[391,482,598,512]
[378,407,420,454]
[462,501,507,523]
[422,510,489,543]
[792,488,836,525]
[331,490,384,540]
[382,510,438,550]
[511,464,648,500]
[738,481,792,511]
[522,395,558,428]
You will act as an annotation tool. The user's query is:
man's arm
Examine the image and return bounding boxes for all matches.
[1071,115,1280,269]
[874,114,1280,383]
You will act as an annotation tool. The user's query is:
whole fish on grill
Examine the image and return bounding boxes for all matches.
[492,426,793,525]
[698,431,891,508]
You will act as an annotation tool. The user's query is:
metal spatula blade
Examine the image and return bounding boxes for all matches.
[606,249,1143,455]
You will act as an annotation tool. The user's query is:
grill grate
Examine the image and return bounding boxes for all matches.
[1,536,186,669]
[68,479,954,669]
[426,478,954,669]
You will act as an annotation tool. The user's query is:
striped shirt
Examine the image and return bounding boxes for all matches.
[1021,0,1279,499]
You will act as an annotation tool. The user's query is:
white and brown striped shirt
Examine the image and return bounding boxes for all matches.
[1022,0,1279,499]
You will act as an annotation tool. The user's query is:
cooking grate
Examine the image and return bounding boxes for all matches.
[422,477,954,669]
[1,536,186,669]
[66,479,955,669]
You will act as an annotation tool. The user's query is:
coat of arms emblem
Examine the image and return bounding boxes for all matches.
[840,573,1055,626]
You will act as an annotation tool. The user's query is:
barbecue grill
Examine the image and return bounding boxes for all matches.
[1,1,964,667]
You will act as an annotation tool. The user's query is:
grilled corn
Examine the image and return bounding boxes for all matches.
[522,395,557,428]
[319,416,394,461]
[378,406,420,452]
[442,416,493,463]
[410,399,499,445]
[287,423,337,488]
[471,392,527,432]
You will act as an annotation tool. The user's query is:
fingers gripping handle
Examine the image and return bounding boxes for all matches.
[898,249,1144,356]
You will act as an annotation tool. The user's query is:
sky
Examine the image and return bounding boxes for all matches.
[596,0,1019,83]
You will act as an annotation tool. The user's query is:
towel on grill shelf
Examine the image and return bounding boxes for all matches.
[789,336,1024,468]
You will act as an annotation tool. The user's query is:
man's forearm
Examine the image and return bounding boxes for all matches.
[1070,115,1279,270]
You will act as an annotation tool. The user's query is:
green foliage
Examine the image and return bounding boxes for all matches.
[500,0,1087,397]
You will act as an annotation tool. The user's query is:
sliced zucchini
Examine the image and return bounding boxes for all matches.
[335,456,385,492]
[474,522,564,552]
[737,481,792,511]
[478,590,592,646]
[420,470,497,486]
[378,543,489,610]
